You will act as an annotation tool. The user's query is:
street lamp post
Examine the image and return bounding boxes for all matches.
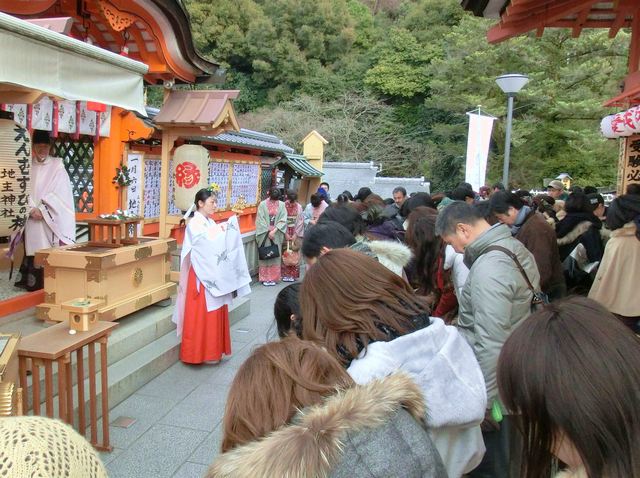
[496,73,529,188]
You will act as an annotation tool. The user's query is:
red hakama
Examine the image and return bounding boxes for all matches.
[180,267,231,364]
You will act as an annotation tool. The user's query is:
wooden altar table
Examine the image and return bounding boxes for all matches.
[18,321,118,451]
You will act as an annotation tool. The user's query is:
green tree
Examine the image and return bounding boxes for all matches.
[364,28,434,98]
[425,14,629,189]
[181,0,631,191]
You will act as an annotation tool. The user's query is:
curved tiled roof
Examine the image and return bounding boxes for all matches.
[210,129,295,154]
[272,153,323,178]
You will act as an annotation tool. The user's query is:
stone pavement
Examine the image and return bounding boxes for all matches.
[101,281,288,478]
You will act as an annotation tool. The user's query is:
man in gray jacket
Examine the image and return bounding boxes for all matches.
[436,201,540,478]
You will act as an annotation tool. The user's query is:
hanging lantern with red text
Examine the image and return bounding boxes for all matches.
[172,144,210,211]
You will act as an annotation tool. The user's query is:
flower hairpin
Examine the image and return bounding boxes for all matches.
[208,182,221,194]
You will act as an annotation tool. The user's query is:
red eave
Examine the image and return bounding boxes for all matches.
[603,87,640,107]
[603,71,640,107]
[486,0,635,44]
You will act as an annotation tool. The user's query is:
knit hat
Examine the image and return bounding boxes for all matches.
[0,416,108,478]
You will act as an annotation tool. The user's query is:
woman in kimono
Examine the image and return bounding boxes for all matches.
[172,187,251,364]
[256,188,286,286]
[281,189,304,282]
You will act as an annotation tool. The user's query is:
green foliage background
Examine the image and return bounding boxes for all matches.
[170,0,630,191]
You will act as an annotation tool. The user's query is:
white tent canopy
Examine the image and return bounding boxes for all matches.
[0,12,148,116]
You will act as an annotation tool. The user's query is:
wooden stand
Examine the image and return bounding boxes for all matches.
[35,237,176,323]
[62,298,103,333]
[0,333,21,416]
[87,218,141,248]
[18,321,118,451]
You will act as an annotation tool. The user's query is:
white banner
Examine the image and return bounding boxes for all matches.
[126,152,143,216]
[465,112,495,192]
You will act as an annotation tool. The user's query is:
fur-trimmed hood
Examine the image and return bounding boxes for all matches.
[557,220,593,246]
[207,374,432,478]
[367,240,412,276]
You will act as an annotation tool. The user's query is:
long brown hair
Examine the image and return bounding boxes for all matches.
[405,206,441,294]
[221,337,353,452]
[300,248,430,365]
[498,296,640,478]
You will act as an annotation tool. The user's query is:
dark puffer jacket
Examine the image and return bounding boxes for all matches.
[556,212,604,264]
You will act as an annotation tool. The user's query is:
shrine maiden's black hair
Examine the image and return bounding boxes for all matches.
[194,188,215,211]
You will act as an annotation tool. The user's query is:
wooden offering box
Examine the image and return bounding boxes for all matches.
[35,237,177,322]
[87,218,141,248]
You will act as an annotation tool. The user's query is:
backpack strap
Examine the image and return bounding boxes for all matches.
[484,245,536,293]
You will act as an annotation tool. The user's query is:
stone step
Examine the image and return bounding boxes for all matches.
[22,303,174,407]
[24,296,250,415]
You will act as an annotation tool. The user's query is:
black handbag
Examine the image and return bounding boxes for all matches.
[258,234,280,260]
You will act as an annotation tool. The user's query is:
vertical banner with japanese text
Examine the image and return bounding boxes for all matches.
[126,152,143,216]
[0,119,30,236]
[620,134,640,194]
[465,112,496,192]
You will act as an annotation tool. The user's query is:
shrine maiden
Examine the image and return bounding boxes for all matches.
[14,130,75,291]
[172,187,251,364]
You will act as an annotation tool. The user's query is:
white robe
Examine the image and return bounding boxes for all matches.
[25,156,76,255]
[172,212,251,337]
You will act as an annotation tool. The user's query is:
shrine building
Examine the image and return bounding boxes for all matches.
[0,0,324,316]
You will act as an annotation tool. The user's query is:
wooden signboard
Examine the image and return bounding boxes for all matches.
[0,119,30,236]
[620,134,640,194]
[125,152,143,216]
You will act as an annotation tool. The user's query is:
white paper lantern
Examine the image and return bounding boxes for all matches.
[172,144,210,212]
[601,115,616,139]
[0,119,31,236]
[601,106,640,139]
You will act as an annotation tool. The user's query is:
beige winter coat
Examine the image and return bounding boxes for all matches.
[589,222,640,317]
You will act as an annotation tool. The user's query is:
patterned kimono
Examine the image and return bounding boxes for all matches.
[256,199,287,282]
[281,200,304,280]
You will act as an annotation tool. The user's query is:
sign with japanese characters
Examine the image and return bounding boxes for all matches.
[621,134,640,194]
[230,162,260,206]
[209,161,231,210]
[133,152,262,219]
[0,119,31,236]
[126,152,143,216]
[143,158,161,218]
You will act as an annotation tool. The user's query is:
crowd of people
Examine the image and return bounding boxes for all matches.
[4,177,640,477]
[223,179,640,477]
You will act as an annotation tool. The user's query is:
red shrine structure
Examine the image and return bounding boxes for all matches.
[460,0,640,193]
[0,0,322,316]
